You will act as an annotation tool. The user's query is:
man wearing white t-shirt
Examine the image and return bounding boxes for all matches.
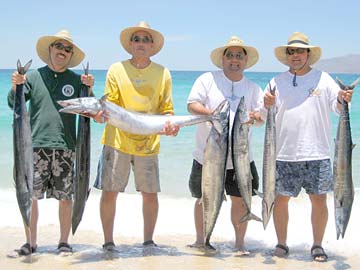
[262,32,353,262]
[187,36,264,254]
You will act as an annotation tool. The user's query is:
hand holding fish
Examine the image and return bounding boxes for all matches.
[264,91,276,109]
[11,71,26,91]
[81,74,95,92]
[337,89,353,105]
[159,120,180,136]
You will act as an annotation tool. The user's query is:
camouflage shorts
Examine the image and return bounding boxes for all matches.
[33,148,75,200]
[276,159,333,197]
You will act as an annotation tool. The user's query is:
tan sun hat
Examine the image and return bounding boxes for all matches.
[210,36,259,69]
[36,29,85,68]
[120,21,164,56]
[274,32,322,66]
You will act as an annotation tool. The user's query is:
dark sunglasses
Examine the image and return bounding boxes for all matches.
[52,42,73,53]
[225,52,246,60]
[286,48,309,55]
[131,35,153,44]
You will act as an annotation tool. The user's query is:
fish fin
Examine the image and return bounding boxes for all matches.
[350,77,360,89]
[254,189,263,198]
[336,77,347,90]
[100,94,109,103]
[17,59,32,75]
[352,144,356,150]
[239,212,262,223]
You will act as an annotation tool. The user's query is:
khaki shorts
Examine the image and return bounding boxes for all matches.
[94,145,160,193]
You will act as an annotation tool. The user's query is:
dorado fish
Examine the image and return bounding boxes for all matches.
[202,100,230,250]
[232,96,261,223]
[261,85,276,229]
[333,77,358,239]
[58,96,220,135]
[72,63,91,234]
[13,59,33,227]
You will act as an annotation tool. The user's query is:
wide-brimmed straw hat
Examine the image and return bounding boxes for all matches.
[274,32,322,66]
[120,21,164,56]
[210,36,259,69]
[36,29,85,68]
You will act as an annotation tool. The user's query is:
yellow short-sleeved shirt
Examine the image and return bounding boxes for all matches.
[101,60,173,156]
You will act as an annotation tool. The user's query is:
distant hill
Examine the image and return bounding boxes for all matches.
[314,54,360,74]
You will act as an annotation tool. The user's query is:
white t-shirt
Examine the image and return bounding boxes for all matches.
[262,69,340,161]
[187,70,264,169]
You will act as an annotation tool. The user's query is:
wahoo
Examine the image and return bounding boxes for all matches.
[202,100,230,250]
[232,96,261,223]
[13,59,33,227]
[333,77,358,239]
[58,96,221,135]
[72,63,91,234]
[261,85,277,229]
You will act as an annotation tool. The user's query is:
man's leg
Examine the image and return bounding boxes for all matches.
[230,196,248,252]
[273,195,290,256]
[309,194,328,261]
[142,192,158,243]
[59,199,72,244]
[100,191,118,244]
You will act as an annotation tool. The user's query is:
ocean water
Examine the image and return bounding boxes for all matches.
[1,68,360,261]
[1,69,359,195]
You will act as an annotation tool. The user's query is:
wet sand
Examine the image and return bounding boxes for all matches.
[1,225,359,270]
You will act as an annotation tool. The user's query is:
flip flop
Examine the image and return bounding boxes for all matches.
[311,245,328,262]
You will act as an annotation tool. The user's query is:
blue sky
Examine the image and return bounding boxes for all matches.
[2,0,360,72]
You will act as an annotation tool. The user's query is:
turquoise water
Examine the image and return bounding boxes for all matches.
[1,69,359,197]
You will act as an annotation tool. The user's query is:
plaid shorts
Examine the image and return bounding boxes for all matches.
[33,148,75,200]
[276,159,333,197]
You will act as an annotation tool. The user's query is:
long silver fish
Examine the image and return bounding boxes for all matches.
[232,96,261,223]
[261,85,276,229]
[13,59,33,227]
[202,100,230,250]
[58,96,220,135]
[333,77,358,239]
[72,63,91,234]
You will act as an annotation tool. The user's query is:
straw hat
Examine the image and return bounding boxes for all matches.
[210,36,259,69]
[120,21,164,56]
[274,32,322,66]
[36,29,85,68]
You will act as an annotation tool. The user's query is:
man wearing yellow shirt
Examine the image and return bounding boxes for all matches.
[94,21,179,251]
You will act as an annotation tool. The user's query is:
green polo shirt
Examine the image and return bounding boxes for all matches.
[8,65,82,150]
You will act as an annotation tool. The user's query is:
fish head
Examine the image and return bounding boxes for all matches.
[58,97,101,116]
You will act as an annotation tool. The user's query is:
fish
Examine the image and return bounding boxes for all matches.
[261,85,277,229]
[201,100,230,250]
[333,77,358,239]
[232,96,261,223]
[57,96,221,135]
[12,59,33,227]
[72,62,91,234]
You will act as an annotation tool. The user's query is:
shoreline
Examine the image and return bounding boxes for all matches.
[1,226,359,270]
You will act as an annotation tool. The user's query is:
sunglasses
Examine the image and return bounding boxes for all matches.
[225,52,246,60]
[52,42,73,53]
[131,35,153,44]
[286,48,309,55]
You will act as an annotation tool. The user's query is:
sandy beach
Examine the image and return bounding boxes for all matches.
[1,190,359,270]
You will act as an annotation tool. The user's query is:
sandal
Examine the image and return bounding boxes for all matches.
[57,242,73,253]
[102,241,117,252]
[143,240,157,247]
[274,244,289,257]
[311,245,328,262]
[8,243,36,258]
